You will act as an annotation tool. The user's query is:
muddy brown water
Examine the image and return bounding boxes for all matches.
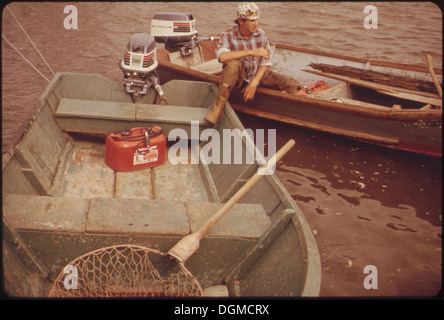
[2,2,442,297]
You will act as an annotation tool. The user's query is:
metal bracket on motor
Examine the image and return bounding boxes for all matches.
[123,78,149,95]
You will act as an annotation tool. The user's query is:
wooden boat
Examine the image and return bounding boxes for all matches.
[155,40,442,157]
[2,72,321,297]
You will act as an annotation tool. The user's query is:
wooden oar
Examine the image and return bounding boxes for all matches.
[426,54,442,99]
[168,139,296,263]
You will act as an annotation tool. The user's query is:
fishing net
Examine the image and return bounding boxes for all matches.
[48,244,203,298]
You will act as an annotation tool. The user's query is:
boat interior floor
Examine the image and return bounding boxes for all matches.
[51,140,209,202]
[4,137,272,240]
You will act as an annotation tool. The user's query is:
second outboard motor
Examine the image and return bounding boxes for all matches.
[150,12,199,56]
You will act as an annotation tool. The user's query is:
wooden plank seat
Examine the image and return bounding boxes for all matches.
[4,193,271,239]
[55,98,210,134]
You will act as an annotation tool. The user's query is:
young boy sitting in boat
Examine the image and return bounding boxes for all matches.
[204,2,301,125]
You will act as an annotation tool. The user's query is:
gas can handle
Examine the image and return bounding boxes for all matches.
[144,130,151,147]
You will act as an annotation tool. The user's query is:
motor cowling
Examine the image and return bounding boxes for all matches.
[151,12,198,55]
[120,33,164,97]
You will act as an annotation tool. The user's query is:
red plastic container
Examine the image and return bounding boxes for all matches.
[105,126,166,172]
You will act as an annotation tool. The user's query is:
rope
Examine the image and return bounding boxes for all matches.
[7,6,55,75]
[2,34,50,83]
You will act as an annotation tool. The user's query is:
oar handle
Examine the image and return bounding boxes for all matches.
[168,139,295,263]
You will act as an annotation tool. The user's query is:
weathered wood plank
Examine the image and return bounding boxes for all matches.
[56,98,210,128]
[57,98,135,120]
[309,62,440,93]
[136,103,209,125]
[86,198,190,235]
[3,194,89,232]
[303,69,442,107]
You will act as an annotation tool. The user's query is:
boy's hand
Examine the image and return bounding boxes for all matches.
[241,80,259,102]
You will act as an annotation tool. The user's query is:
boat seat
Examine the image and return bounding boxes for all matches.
[4,193,271,239]
[55,98,210,134]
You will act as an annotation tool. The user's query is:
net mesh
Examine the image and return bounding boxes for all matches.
[48,244,203,298]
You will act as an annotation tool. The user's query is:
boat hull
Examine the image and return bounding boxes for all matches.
[156,42,442,157]
[2,73,321,297]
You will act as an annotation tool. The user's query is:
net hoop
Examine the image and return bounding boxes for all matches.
[48,244,203,298]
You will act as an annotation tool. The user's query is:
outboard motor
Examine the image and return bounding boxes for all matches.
[120,33,165,101]
[150,12,199,56]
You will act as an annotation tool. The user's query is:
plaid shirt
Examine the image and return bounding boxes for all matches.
[216,25,272,82]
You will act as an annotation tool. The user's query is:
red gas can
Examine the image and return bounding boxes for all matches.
[105,126,166,172]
